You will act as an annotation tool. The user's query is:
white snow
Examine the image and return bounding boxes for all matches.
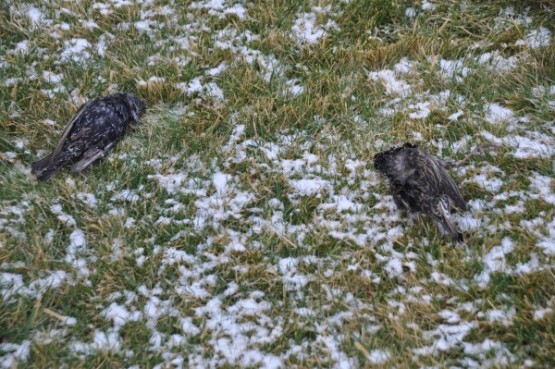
[0,340,31,369]
[289,179,331,197]
[475,238,514,288]
[437,58,470,82]
[60,38,92,63]
[414,322,477,356]
[516,27,552,49]
[77,193,98,208]
[190,0,247,20]
[13,40,30,55]
[135,20,152,32]
[25,6,46,29]
[42,71,63,84]
[448,110,464,121]
[50,204,77,227]
[369,69,411,97]
[481,131,554,159]
[533,307,553,321]
[484,103,514,124]
[291,8,338,46]
[536,218,555,255]
[368,349,391,364]
[477,51,518,73]
[405,7,416,18]
[421,1,437,11]
[101,303,141,329]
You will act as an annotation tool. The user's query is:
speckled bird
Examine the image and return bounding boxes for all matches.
[32,93,145,181]
[374,143,467,242]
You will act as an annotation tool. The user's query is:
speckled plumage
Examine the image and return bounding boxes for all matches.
[374,143,467,242]
[32,93,145,181]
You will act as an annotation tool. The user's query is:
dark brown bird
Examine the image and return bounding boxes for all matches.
[374,143,467,242]
[32,93,145,181]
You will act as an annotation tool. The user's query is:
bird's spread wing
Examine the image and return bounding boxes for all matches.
[48,99,96,165]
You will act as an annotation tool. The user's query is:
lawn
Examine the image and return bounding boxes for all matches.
[1,0,554,368]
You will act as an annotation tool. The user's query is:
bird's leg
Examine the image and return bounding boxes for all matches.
[441,144,499,169]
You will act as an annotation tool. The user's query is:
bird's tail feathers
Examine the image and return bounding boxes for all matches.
[31,153,63,181]
[434,200,464,243]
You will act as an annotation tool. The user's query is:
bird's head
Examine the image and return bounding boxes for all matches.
[123,94,146,124]
[374,145,401,173]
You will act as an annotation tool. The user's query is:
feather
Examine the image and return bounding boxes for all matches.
[374,143,467,242]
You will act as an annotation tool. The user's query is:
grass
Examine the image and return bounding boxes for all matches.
[1,0,554,368]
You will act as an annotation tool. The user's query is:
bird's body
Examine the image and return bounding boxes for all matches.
[32,93,145,181]
[374,143,467,242]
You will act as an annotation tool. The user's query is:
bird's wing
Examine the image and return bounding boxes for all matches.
[406,151,466,211]
[432,196,464,242]
[71,141,116,172]
[437,165,467,210]
[48,99,96,165]
[422,152,466,211]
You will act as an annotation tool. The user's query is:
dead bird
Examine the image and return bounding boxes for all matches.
[374,143,467,242]
[32,93,145,181]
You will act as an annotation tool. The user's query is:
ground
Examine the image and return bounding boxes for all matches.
[0,0,554,368]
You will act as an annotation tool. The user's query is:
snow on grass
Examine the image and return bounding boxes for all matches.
[42,71,63,84]
[414,321,478,356]
[530,173,555,205]
[190,0,247,20]
[536,218,555,256]
[421,1,437,11]
[369,68,412,97]
[516,27,552,49]
[368,349,391,365]
[291,6,338,46]
[76,193,98,208]
[476,51,518,73]
[483,103,514,124]
[0,340,31,369]
[176,77,225,101]
[285,79,305,96]
[289,178,331,197]
[464,164,505,193]
[533,307,553,321]
[50,204,77,227]
[481,131,554,159]
[436,58,470,82]
[60,38,92,63]
[474,238,514,288]
[1,1,554,368]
